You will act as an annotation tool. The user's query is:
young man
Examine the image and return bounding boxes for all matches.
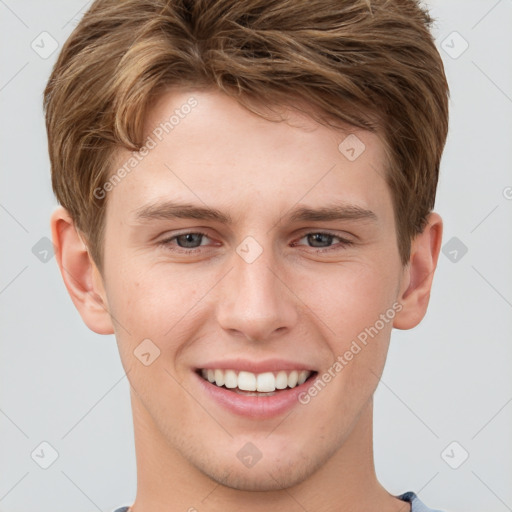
[44,0,449,510]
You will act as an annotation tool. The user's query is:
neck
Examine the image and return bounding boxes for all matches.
[129,392,406,512]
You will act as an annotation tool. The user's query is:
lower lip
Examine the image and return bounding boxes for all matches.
[194,371,316,419]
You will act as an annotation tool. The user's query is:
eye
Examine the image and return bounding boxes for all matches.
[293,231,353,251]
[159,231,211,251]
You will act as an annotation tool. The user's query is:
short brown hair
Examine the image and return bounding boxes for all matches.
[44,0,449,268]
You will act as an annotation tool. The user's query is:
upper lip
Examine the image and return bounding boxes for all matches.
[196,358,316,373]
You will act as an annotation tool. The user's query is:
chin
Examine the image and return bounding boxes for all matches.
[195,451,320,492]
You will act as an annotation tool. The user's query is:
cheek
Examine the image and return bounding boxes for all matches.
[298,267,398,425]
[104,259,219,375]
[328,266,399,395]
[106,260,202,327]
[303,260,400,346]
[299,264,398,414]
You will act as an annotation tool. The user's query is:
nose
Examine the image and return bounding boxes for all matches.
[216,244,299,342]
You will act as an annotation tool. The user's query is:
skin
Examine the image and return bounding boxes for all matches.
[51,88,442,512]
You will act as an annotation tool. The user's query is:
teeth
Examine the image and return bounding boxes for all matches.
[238,371,257,391]
[214,369,224,387]
[224,369,237,389]
[256,372,275,392]
[298,370,309,385]
[288,370,298,388]
[200,368,313,392]
[275,371,288,389]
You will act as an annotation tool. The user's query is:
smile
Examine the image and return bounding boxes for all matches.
[199,368,315,394]
[194,359,319,418]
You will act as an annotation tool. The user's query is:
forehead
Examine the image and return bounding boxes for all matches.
[106,88,393,226]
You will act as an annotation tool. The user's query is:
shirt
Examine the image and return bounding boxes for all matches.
[112,491,444,511]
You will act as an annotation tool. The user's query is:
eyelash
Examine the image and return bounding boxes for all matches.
[158,230,353,254]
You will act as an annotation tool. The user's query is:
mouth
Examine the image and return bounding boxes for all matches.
[193,359,320,418]
[196,368,318,396]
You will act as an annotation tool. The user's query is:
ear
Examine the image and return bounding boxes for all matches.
[50,206,114,335]
[393,212,443,330]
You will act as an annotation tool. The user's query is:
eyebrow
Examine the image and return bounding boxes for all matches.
[134,202,232,224]
[133,201,377,225]
[287,204,377,223]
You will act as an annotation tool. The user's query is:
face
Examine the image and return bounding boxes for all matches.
[98,88,406,491]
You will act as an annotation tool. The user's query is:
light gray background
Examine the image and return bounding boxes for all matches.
[1,1,511,511]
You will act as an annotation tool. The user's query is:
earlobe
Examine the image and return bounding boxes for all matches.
[50,206,114,335]
[393,212,443,330]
